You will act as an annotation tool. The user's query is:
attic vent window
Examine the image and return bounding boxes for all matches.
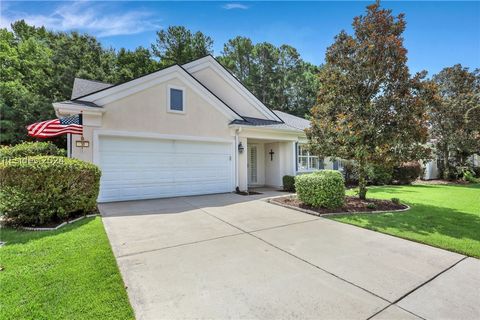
[168,86,185,113]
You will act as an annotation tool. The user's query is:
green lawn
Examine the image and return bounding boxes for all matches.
[0,217,134,320]
[330,183,480,258]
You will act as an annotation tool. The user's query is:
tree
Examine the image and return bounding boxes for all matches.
[218,36,255,87]
[218,37,319,116]
[151,26,213,67]
[306,2,434,199]
[0,21,132,145]
[430,65,480,179]
[114,47,159,82]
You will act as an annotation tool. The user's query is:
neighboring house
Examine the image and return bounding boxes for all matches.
[53,55,337,202]
[423,154,479,180]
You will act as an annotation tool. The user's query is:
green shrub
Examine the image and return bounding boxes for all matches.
[342,161,358,185]
[391,197,401,205]
[0,156,101,226]
[368,165,393,185]
[472,167,480,178]
[393,162,422,184]
[366,203,377,210]
[0,141,65,160]
[463,170,480,183]
[282,175,296,192]
[295,170,345,208]
[343,162,393,186]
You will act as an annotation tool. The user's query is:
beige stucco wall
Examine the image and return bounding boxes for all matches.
[190,67,268,119]
[71,77,235,163]
[263,141,295,188]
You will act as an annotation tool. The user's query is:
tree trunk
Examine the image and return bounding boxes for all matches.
[358,158,368,200]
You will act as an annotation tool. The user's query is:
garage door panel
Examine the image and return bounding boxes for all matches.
[98,136,234,202]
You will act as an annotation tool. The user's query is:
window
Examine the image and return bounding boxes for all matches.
[168,86,184,113]
[297,144,323,171]
[332,159,344,171]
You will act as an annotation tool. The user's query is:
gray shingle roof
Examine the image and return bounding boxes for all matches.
[230,112,311,132]
[71,78,113,100]
[272,110,311,131]
[56,100,101,108]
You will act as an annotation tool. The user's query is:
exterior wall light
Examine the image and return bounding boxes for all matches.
[238,142,245,153]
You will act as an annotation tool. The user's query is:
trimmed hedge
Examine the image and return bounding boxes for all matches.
[295,170,345,208]
[0,156,101,226]
[368,165,393,185]
[282,175,296,192]
[393,162,422,184]
[0,141,65,160]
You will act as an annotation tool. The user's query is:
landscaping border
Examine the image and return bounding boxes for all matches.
[266,195,410,217]
[22,214,99,231]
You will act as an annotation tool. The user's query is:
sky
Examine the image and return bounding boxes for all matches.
[1,1,479,76]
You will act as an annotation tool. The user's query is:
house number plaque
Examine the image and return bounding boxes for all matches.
[75,136,90,149]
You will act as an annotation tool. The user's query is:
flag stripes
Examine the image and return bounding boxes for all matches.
[27,114,83,138]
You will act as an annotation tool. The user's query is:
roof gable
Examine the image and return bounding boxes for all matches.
[183,55,283,122]
[71,64,242,121]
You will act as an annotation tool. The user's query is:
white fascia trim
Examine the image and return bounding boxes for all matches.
[52,103,105,117]
[183,56,280,122]
[229,124,304,135]
[94,130,235,144]
[80,65,241,121]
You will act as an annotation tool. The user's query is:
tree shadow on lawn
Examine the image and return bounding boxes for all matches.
[0,217,96,246]
[339,203,480,243]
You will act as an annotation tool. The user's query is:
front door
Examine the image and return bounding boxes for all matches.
[248,145,258,185]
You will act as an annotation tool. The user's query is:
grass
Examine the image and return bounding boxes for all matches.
[0,217,134,320]
[330,183,480,258]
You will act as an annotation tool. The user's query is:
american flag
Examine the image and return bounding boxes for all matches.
[27,114,83,138]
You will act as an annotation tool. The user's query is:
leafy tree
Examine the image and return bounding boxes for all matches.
[151,26,213,67]
[114,47,159,82]
[219,38,319,116]
[0,27,53,144]
[218,36,255,87]
[430,65,480,178]
[306,2,434,199]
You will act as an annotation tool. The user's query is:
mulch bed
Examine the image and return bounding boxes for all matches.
[271,195,408,216]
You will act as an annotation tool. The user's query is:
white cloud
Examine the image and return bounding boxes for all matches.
[0,1,161,37]
[222,3,249,10]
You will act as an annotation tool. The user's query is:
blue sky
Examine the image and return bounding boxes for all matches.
[1,1,479,75]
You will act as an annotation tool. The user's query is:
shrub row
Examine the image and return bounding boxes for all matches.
[392,162,422,184]
[344,161,422,185]
[282,175,296,192]
[0,156,101,226]
[295,170,345,208]
[0,141,65,160]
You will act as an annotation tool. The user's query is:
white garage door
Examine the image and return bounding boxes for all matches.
[98,136,234,202]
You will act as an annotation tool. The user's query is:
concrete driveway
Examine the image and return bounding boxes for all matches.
[99,190,479,320]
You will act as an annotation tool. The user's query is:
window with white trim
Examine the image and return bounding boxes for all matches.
[297,144,323,171]
[168,86,185,113]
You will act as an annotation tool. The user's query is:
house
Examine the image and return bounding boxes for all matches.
[423,154,479,180]
[53,55,338,202]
